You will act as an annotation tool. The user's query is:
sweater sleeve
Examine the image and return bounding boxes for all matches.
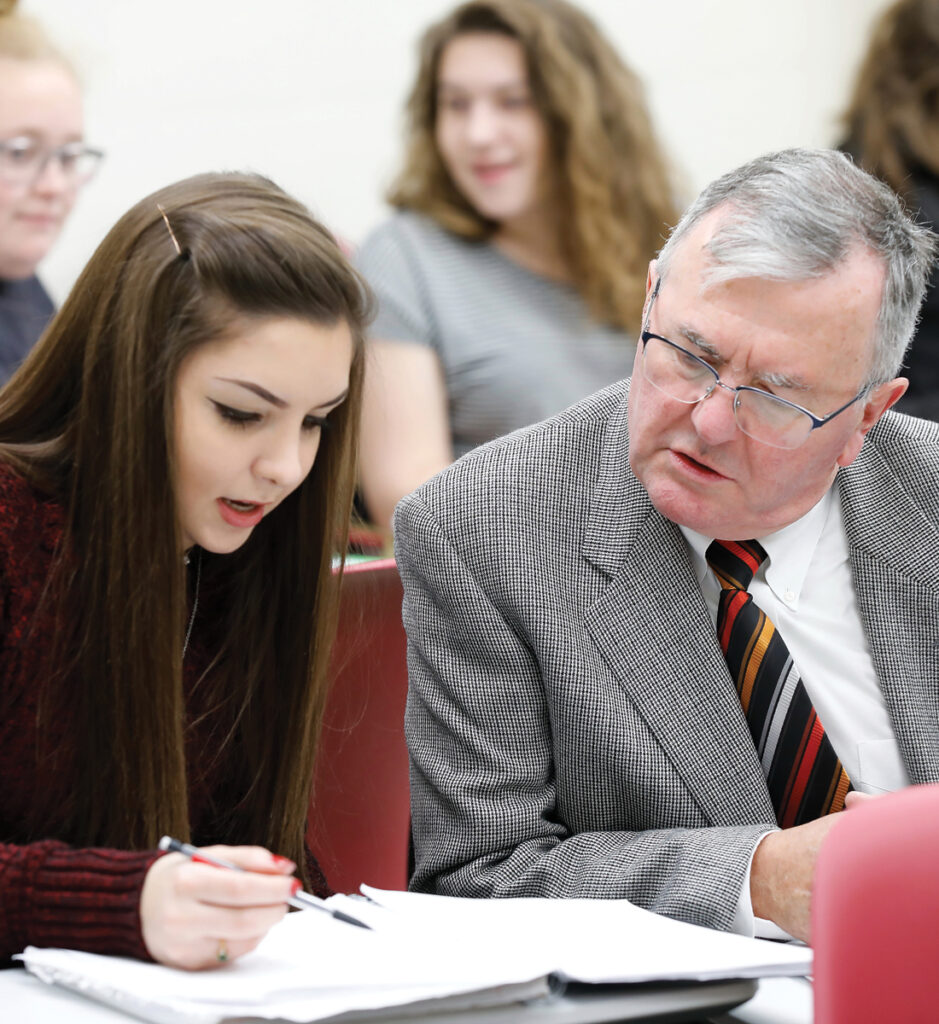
[0,841,160,961]
[0,468,160,962]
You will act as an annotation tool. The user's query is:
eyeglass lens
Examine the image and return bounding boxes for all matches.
[0,138,103,186]
[642,335,814,449]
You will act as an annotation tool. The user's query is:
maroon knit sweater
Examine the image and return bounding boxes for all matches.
[0,463,328,962]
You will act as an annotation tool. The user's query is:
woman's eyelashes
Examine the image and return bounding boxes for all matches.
[211,400,329,433]
[303,413,331,432]
[212,401,259,428]
[437,91,532,114]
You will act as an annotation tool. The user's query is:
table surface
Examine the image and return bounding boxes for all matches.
[0,968,810,1024]
[718,978,813,1024]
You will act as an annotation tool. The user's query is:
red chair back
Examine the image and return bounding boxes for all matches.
[813,784,939,1023]
[307,558,410,894]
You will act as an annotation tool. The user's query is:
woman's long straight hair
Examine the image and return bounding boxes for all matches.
[0,173,369,881]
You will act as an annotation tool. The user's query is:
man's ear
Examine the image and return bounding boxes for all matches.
[836,377,909,468]
[863,377,908,425]
[640,262,659,326]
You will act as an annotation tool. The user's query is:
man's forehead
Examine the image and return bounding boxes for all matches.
[658,238,884,388]
[666,206,887,298]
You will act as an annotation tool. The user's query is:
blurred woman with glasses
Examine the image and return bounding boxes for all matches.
[0,0,103,385]
[356,0,677,531]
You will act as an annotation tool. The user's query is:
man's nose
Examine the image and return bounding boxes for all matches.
[690,381,739,446]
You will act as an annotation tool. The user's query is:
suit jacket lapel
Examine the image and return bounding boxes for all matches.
[581,395,938,813]
[582,391,775,826]
[841,428,939,784]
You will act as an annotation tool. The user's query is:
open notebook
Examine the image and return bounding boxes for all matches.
[18,886,811,1024]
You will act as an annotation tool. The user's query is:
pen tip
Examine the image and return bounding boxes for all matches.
[336,912,372,930]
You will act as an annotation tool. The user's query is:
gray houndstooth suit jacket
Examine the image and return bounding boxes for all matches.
[394,379,939,931]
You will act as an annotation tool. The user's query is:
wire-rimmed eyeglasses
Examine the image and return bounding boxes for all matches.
[0,136,105,188]
[639,279,868,450]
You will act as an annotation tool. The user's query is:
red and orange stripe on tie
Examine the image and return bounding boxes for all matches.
[706,539,850,827]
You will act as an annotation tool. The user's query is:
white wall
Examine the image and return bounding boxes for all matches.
[27,0,891,303]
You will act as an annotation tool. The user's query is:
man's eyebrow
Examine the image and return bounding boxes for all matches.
[677,325,721,358]
[216,378,286,407]
[675,326,810,392]
[759,370,810,392]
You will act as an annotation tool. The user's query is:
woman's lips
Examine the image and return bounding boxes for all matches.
[217,497,265,529]
[472,162,514,184]
[16,213,62,230]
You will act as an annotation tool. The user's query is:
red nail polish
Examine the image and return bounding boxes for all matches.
[291,879,302,895]
[272,854,295,869]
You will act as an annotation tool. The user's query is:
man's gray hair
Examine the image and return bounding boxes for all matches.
[656,148,937,385]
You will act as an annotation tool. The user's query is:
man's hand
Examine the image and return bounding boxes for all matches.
[750,794,877,941]
[749,815,842,941]
[843,791,879,810]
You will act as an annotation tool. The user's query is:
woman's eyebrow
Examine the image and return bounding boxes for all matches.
[216,380,350,411]
[319,388,349,410]
[437,79,528,94]
[216,378,286,407]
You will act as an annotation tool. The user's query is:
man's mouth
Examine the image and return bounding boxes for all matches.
[671,449,728,479]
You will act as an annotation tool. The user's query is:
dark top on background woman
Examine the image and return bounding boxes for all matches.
[0,275,53,383]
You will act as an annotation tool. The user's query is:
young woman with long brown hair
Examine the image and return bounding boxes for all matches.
[356,0,677,529]
[0,0,103,384]
[0,171,369,968]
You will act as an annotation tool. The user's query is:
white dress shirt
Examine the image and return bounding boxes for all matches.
[679,486,909,936]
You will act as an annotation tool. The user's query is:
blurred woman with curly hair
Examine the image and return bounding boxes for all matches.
[357,0,677,529]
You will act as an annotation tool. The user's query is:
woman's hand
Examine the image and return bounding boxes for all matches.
[139,845,299,969]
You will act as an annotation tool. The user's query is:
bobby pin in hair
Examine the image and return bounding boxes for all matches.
[157,204,189,260]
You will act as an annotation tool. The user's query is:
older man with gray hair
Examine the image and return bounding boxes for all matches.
[395,149,938,942]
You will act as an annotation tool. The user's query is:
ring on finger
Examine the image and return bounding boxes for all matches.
[216,938,228,963]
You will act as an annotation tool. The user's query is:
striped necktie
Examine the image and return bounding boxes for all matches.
[705,539,851,828]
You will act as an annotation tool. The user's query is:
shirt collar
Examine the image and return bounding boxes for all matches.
[679,488,834,609]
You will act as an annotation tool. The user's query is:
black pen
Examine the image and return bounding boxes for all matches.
[158,836,372,930]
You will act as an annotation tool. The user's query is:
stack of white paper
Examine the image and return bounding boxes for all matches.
[18,885,811,1024]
